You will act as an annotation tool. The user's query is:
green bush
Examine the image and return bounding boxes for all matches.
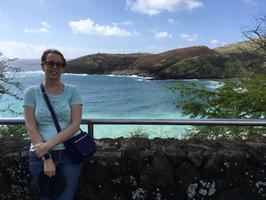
[169,74,266,140]
[0,125,27,139]
[129,128,149,138]
[184,126,266,140]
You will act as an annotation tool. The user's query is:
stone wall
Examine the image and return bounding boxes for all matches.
[0,137,265,200]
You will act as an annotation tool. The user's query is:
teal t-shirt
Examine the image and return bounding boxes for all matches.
[23,84,83,150]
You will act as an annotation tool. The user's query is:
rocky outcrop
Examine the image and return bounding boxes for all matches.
[0,138,265,200]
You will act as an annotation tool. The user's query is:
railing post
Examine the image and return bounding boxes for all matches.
[88,121,94,138]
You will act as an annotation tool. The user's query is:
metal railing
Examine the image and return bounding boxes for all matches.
[1,118,266,138]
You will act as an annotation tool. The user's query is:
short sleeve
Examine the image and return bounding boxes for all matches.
[23,86,36,107]
[70,86,82,105]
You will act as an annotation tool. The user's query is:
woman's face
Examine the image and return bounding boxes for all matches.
[41,53,64,81]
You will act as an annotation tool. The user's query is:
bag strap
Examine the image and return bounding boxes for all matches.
[40,83,61,133]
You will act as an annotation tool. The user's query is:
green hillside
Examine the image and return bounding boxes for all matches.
[215,40,254,54]
[65,41,266,79]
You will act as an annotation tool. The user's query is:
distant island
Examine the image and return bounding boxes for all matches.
[65,41,266,79]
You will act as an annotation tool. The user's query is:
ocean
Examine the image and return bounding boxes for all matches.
[0,59,221,138]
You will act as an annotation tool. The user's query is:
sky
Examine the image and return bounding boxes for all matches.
[0,0,265,59]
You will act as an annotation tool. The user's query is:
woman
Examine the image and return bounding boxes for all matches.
[24,49,83,199]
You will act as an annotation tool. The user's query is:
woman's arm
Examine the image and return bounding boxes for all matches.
[25,106,56,177]
[34,104,82,156]
[24,106,44,145]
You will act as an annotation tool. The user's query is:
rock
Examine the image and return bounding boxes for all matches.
[203,151,224,176]
[187,150,204,167]
[175,161,200,188]
[239,167,266,200]
[0,138,265,199]
[146,187,184,200]
[121,146,142,176]
[76,185,101,200]
[186,178,217,199]
[164,142,186,167]
[0,170,10,194]
[214,188,249,200]
[96,184,118,200]
[140,150,155,167]
[0,139,29,157]
[83,161,110,185]
[150,154,174,188]
[127,137,151,151]
[221,151,248,185]
[151,137,166,151]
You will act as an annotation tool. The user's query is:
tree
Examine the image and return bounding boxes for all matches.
[0,52,26,139]
[170,14,266,140]
[0,52,23,113]
[239,14,266,72]
[241,14,266,53]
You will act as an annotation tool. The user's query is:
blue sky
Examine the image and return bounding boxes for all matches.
[0,0,265,59]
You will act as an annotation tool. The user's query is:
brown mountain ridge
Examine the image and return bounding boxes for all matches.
[65,44,265,79]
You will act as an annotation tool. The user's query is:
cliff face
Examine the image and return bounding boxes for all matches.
[65,45,266,79]
[0,138,265,200]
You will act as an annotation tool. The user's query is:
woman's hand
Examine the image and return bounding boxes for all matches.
[43,158,56,177]
[33,142,49,157]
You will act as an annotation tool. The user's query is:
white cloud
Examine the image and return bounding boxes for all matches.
[149,27,159,33]
[168,18,178,24]
[0,41,93,59]
[133,30,141,36]
[0,41,47,58]
[155,31,172,39]
[210,39,225,47]
[0,40,184,59]
[118,21,133,25]
[242,0,257,5]
[179,33,201,42]
[112,21,134,28]
[126,0,204,16]
[69,18,136,37]
[24,28,48,33]
[24,22,50,33]
[41,22,50,28]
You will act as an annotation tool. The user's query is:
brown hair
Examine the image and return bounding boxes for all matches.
[41,49,67,67]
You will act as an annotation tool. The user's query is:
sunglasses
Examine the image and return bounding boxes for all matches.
[43,61,65,68]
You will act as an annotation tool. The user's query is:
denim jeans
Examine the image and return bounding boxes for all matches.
[29,150,82,200]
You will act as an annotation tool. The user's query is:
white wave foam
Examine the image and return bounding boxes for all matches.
[16,71,44,78]
[104,74,152,79]
[105,74,134,78]
[206,80,222,89]
[24,70,44,74]
[181,79,199,81]
[135,78,151,82]
[64,73,88,76]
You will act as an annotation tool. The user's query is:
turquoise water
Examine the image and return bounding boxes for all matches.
[0,59,220,138]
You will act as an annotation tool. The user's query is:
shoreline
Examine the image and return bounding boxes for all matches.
[19,70,226,82]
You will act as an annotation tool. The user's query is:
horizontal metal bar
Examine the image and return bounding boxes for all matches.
[0,118,266,126]
[0,118,25,125]
[82,118,266,126]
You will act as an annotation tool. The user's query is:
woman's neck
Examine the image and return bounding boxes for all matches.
[43,80,64,95]
[44,79,62,88]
